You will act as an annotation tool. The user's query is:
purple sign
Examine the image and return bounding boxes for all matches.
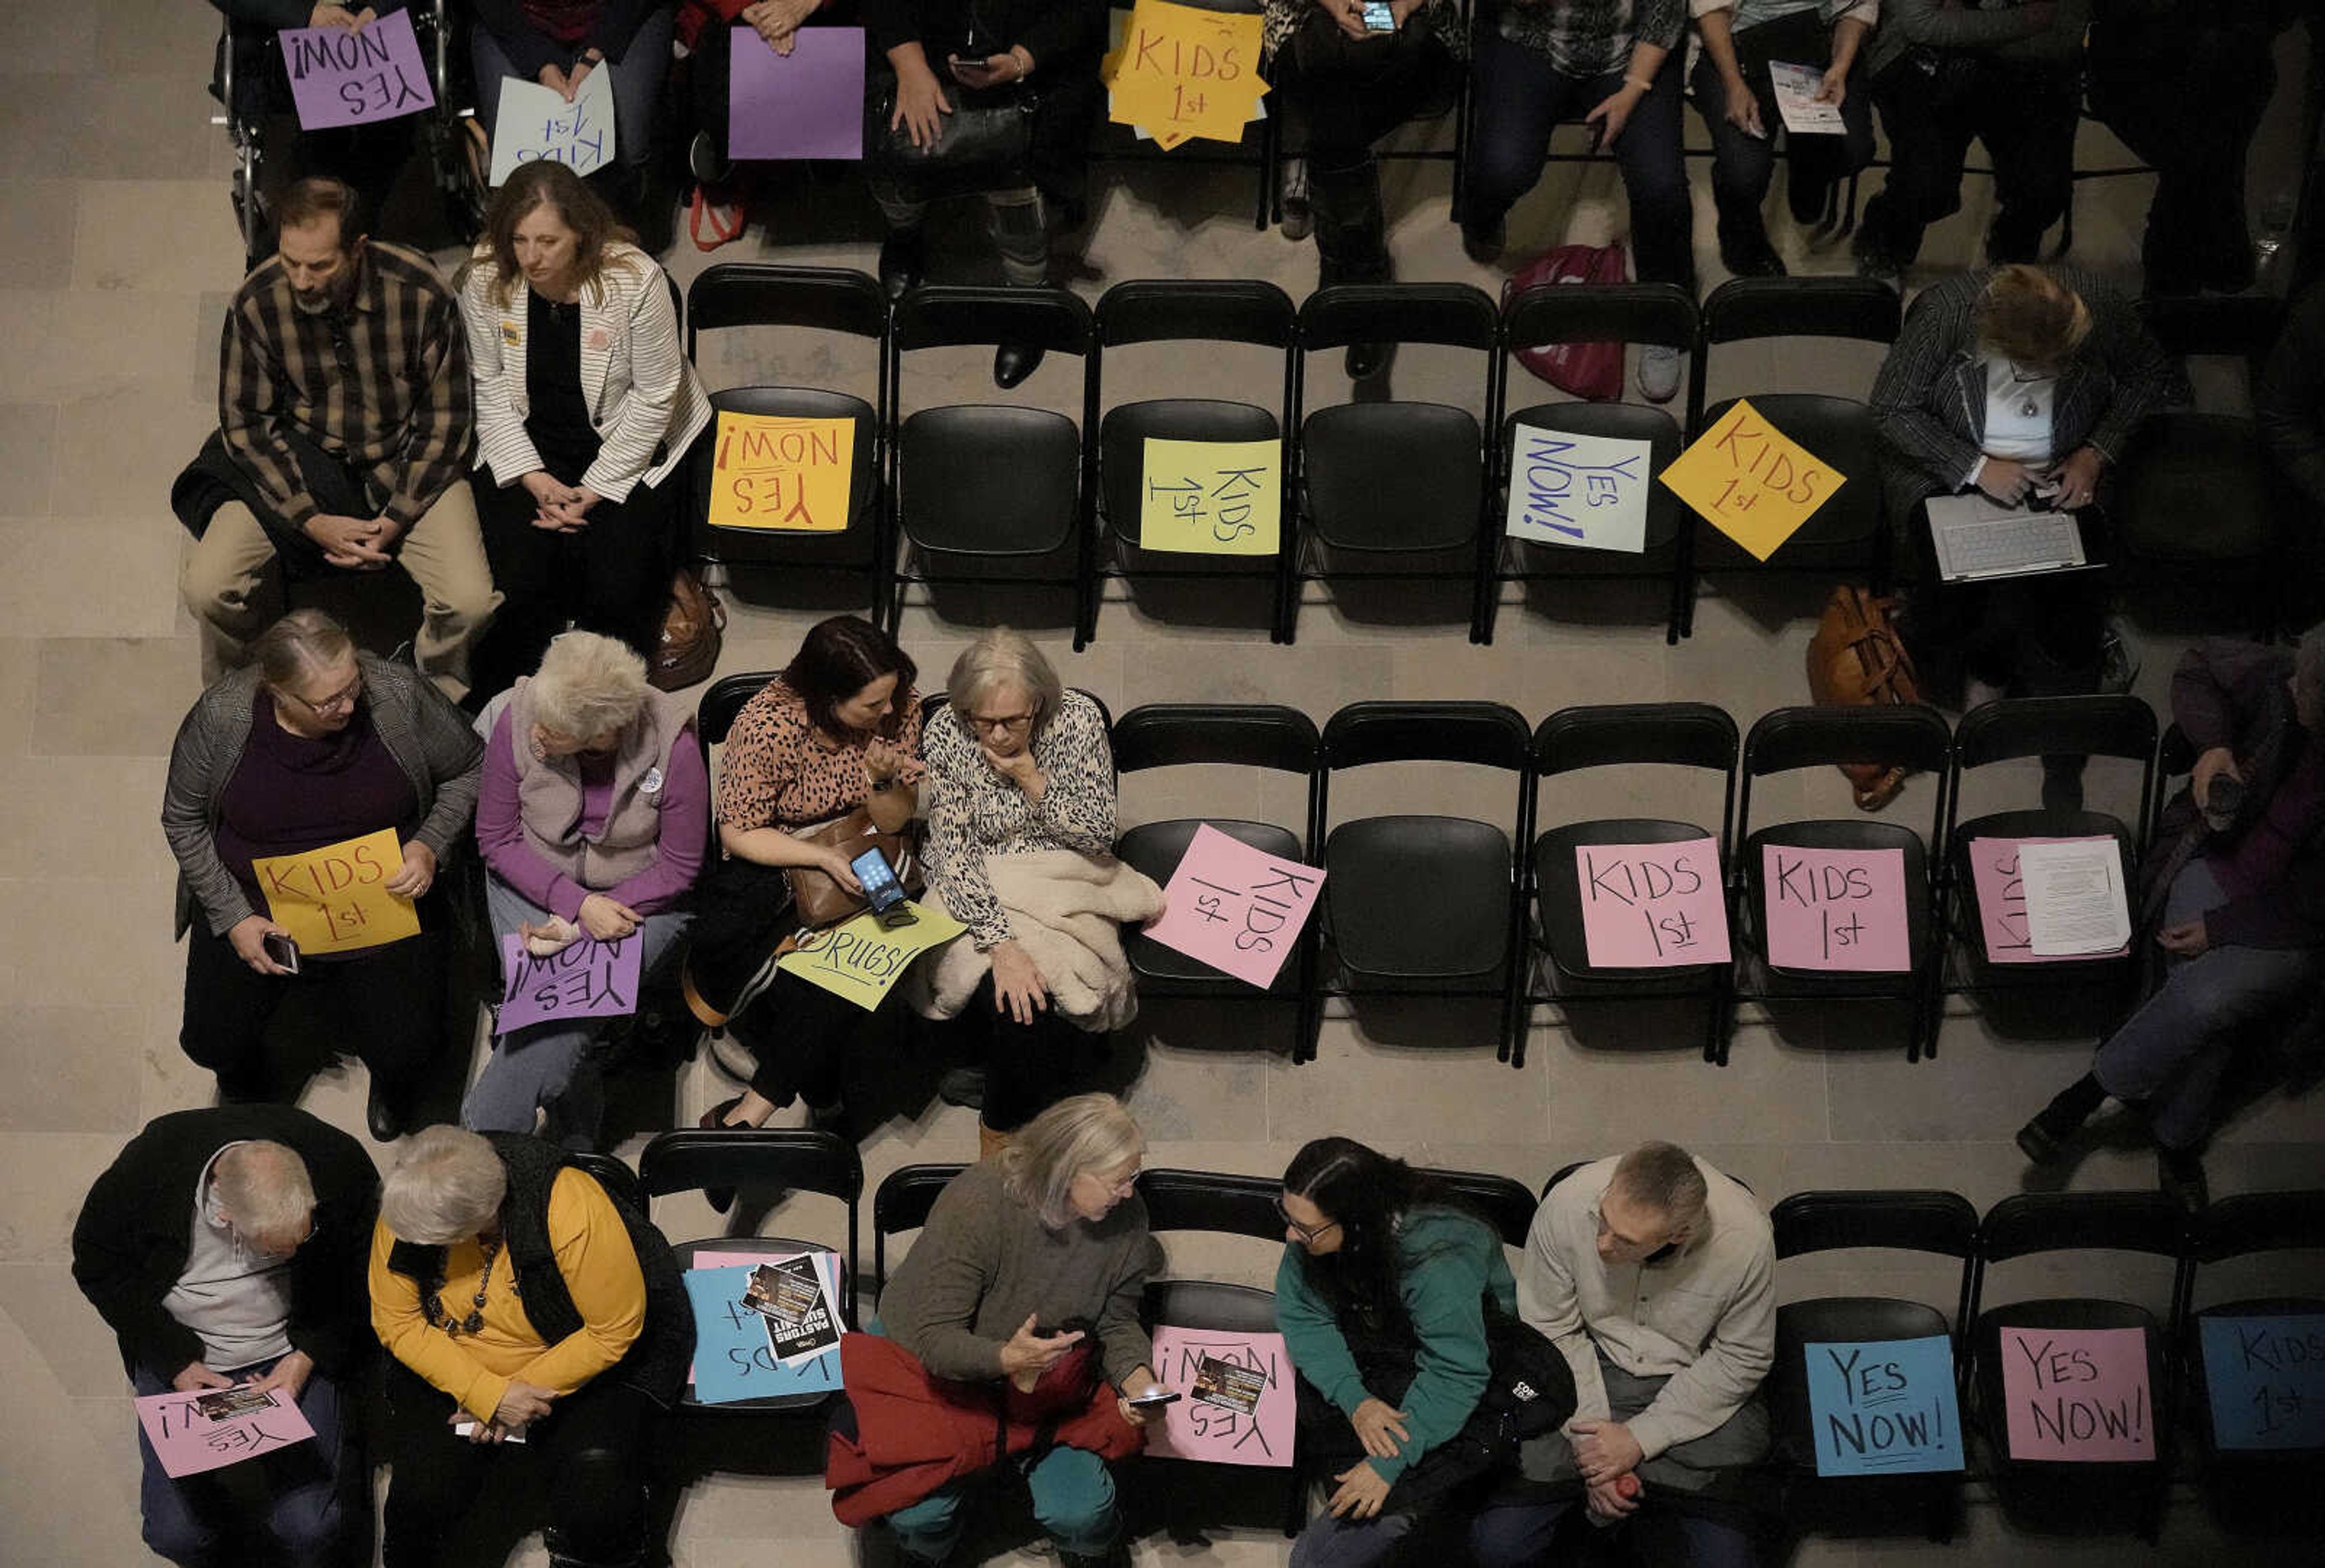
[496,932,642,1035]
[279,11,436,131]
[728,26,866,162]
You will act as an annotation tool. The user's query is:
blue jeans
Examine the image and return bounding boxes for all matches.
[1470,1497,1756,1568]
[883,1444,1119,1563]
[470,6,674,171]
[134,1356,349,1568]
[1292,1502,1554,1568]
[2094,859,2323,1150]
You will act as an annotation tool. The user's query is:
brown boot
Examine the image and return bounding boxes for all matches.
[978,1121,1011,1161]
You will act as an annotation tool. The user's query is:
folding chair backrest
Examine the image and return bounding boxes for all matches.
[1136,1169,1285,1244]
[1979,1191,2187,1267]
[1774,1191,1980,1262]
[1298,283,1501,354]
[1425,1168,1540,1251]
[1701,276,1902,349]
[1744,705,1954,779]
[871,1162,968,1301]
[1535,702,1738,778]
[565,1150,645,1216]
[685,263,888,354]
[1112,703,1319,777]
[2139,293,2285,371]
[1097,278,1298,350]
[1503,281,1698,355]
[1953,696,2157,772]
[640,1129,863,1204]
[892,286,1094,356]
[1322,700,1532,772]
[2195,1189,2325,1265]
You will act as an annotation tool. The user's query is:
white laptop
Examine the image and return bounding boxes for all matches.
[1925,492,2099,583]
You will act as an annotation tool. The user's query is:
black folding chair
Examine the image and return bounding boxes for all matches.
[1488,283,1701,644]
[869,1162,968,1311]
[1733,706,1953,1064]
[1425,1168,1540,1251]
[1112,703,1323,1059]
[684,265,890,614]
[1290,285,1502,643]
[886,287,1095,643]
[564,1148,646,1214]
[1315,701,1534,1064]
[1088,280,1300,643]
[1525,703,1740,1065]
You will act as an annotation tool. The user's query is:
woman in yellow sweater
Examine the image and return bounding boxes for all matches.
[369,1126,691,1568]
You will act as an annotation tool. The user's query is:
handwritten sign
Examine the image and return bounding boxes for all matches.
[279,11,435,131]
[1659,399,1842,562]
[496,933,642,1035]
[249,828,420,955]
[779,903,966,1010]
[1573,838,1730,968]
[684,1260,844,1405]
[1760,844,1911,972]
[489,65,616,186]
[1968,837,2131,965]
[1505,425,1654,553]
[1139,437,1279,556]
[1806,1335,1964,1477]
[1144,1325,1295,1468]
[1141,825,1323,989]
[705,410,855,533]
[2200,1313,2325,1451]
[2000,1325,2154,1463]
[728,26,865,161]
[1101,1,1270,150]
[135,1386,317,1478]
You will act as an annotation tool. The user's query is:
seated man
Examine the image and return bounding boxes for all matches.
[1480,1142,1775,1568]
[175,174,498,697]
[2019,626,2325,1211]
[71,1105,380,1568]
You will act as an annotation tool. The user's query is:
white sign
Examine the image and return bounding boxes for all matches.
[1769,62,1847,136]
[489,67,618,186]
[2019,838,2132,957]
[1505,424,1654,553]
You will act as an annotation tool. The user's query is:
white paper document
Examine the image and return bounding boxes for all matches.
[1769,62,1847,136]
[489,67,617,185]
[2017,838,2132,957]
[1504,424,1655,553]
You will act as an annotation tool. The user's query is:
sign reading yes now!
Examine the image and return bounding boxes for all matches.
[1505,425,1654,553]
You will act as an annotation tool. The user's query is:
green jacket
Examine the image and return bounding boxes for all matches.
[1274,1208,1516,1485]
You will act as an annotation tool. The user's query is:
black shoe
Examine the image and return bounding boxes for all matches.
[879,231,925,303]
[2015,1115,2068,1166]
[994,342,1045,389]
[1461,215,1506,266]
[367,1082,406,1142]
[2159,1147,2209,1211]
[1852,234,1904,283]
[1718,231,1788,278]
[937,1066,986,1110]
[1344,341,1388,381]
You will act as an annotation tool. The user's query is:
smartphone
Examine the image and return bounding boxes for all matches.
[1362,1,1397,30]
[1128,1389,1182,1408]
[850,846,913,926]
[263,932,301,973]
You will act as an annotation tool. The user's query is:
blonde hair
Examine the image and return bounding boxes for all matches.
[528,630,651,742]
[380,1127,507,1245]
[1000,1093,1144,1229]
[947,628,1064,736]
[249,608,355,691]
[213,1142,315,1252]
[1974,265,2092,374]
[1611,1141,1709,1233]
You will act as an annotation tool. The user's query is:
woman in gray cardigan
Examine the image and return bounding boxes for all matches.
[162,609,483,1140]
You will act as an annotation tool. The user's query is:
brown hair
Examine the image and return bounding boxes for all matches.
[480,160,638,309]
[1611,1141,1710,1230]
[249,608,356,690]
[274,176,363,248]
[1973,265,2092,374]
[782,616,917,742]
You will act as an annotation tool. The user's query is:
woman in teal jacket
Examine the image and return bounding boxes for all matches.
[1275,1137,1529,1568]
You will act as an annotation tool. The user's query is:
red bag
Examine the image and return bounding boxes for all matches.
[1502,244,1631,402]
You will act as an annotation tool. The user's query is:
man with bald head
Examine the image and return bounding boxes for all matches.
[73,1105,377,1568]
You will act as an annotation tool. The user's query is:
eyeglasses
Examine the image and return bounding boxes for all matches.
[1274,1196,1341,1245]
[278,673,363,718]
[1082,1167,1140,1200]
[966,709,1037,737]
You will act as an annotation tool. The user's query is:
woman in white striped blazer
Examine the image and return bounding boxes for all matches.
[458,161,711,704]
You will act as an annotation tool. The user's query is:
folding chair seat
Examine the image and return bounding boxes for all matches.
[2182,1189,2325,1533]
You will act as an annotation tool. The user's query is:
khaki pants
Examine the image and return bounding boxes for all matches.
[181,482,500,697]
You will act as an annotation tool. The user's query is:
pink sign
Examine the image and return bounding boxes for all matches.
[1760,844,1913,972]
[497,932,643,1035]
[279,12,436,131]
[135,1386,317,1478]
[1143,1325,1295,1468]
[1968,837,2131,965]
[2000,1325,2155,1463]
[1142,824,1324,989]
[1574,837,1731,967]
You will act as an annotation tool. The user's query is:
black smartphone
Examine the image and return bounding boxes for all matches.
[850,846,913,926]
[1128,1389,1181,1408]
[263,932,301,973]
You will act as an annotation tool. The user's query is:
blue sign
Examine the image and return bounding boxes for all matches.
[684,1264,843,1406]
[1806,1334,1964,1477]
[2200,1313,2325,1452]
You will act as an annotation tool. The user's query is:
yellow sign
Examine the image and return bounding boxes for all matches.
[1101,1,1268,150]
[1138,436,1280,555]
[1658,398,1844,562]
[704,411,854,533]
[777,903,966,1011]
[249,828,421,955]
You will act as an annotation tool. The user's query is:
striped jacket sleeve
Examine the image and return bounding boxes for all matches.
[1869,279,1983,494]
[584,259,688,504]
[459,262,546,490]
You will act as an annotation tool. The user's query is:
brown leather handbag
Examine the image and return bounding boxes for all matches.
[785,808,924,929]
[1806,585,1922,811]
[648,567,725,692]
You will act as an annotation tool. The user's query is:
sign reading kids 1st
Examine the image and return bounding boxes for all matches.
[1573,837,1731,968]
[1760,844,1912,972]
[1657,398,1843,562]
[249,828,421,955]
[705,411,856,533]
[1101,0,1270,150]
[279,11,436,131]
[1140,437,1280,555]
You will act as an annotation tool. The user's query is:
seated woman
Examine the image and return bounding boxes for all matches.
[459,160,710,705]
[464,631,705,1149]
[1276,1138,1550,1568]
[371,1125,690,1568]
[468,0,678,234]
[690,615,925,1132]
[914,629,1163,1157]
[162,608,482,1142]
[1689,0,1876,278]
[2019,627,2325,1212]
[869,1093,1164,1567]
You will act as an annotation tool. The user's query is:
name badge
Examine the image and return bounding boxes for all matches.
[500,320,520,348]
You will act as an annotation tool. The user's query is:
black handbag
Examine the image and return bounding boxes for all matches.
[865,64,1037,177]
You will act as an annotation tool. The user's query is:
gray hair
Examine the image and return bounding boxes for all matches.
[529,630,651,742]
[213,1142,316,1252]
[380,1127,507,1245]
[947,628,1064,737]
[249,608,355,691]
[1611,1141,1709,1232]
[1000,1093,1145,1229]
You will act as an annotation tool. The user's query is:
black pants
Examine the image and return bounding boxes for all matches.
[972,975,1101,1133]
[1905,499,2109,696]
[1277,15,1462,173]
[737,966,889,1111]
[1861,54,2080,267]
[180,906,444,1105]
[381,1361,655,1568]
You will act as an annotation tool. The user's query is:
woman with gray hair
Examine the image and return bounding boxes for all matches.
[466,630,707,1148]
[916,630,1162,1154]
[370,1125,690,1568]
[873,1093,1166,1567]
[162,608,483,1142]
[2018,626,2325,1210]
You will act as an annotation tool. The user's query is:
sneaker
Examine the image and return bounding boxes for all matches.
[709,1028,760,1084]
[2098,615,2141,694]
[1279,157,1312,242]
[688,128,732,188]
[1637,344,1682,404]
[1461,214,1506,266]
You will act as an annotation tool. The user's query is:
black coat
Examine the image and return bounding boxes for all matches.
[71,1106,379,1382]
